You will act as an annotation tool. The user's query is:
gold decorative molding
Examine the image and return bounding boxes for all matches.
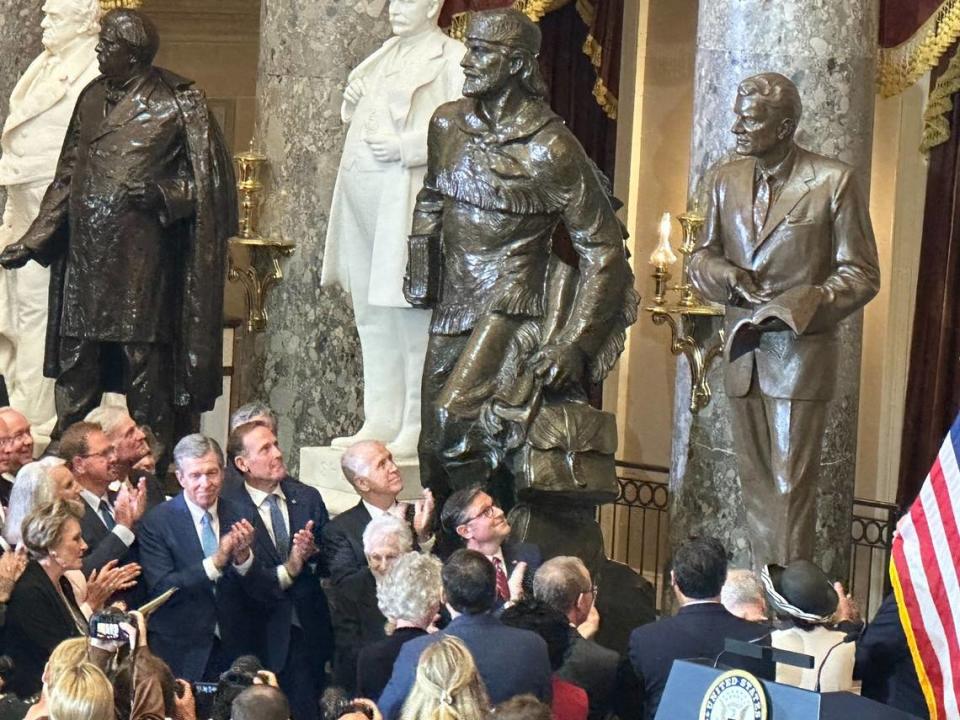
[878,0,960,97]
[100,0,143,8]
[921,41,960,151]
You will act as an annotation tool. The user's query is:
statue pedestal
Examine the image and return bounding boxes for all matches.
[299,446,425,516]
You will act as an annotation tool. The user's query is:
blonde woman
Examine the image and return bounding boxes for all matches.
[47,663,114,720]
[399,637,489,720]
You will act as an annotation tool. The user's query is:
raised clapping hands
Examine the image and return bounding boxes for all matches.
[0,547,28,603]
[508,561,527,603]
[285,520,318,578]
[85,559,142,610]
[212,519,256,569]
[114,478,148,529]
[413,489,435,543]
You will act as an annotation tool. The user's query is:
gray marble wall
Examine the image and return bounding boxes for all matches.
[0,1,44,211]
[670,0,878,579]
[251,0,391,473]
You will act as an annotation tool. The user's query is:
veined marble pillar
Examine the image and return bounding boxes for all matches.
[0,3,43,209]
[252,0,390,472]
[670,0,878,579]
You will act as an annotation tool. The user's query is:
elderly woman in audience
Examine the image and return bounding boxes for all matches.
[763,560,855,692]
[400,636,489,720]
[5,501,136,697]
[358,552,443,698]
[3,458,79,547]
[331,514,414,691]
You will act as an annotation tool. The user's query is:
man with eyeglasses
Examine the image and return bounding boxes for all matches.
[440,485,540,609]
[85,405,166,509]
[534,556,620,720]
[0,407,34,475]
[60,420,147,575]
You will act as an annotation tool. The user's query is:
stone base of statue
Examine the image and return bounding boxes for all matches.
[299,445,427,516]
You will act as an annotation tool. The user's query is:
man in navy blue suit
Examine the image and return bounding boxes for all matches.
[138,434,258,682]
[223,421,334,720]
[378,549,551,719]
[627,537,774,720]
[441,486,541,607]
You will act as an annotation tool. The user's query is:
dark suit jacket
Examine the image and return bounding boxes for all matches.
[558,629,620,720]
[138,493,258,681]
[688,146,880,401]
[0,476,12,508]
[221,478,334,674]
[378,612,552,719]
[79,495,134,576]
[4,560,84,697]
[627,602,773,720]
[356,626,428,700]
[328,567,388,691]
[321,500,418,585]
[855,593,928,718]
[502,540,542,599]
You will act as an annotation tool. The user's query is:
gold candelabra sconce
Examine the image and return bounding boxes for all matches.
[228,141,295,333]
[644,210,725,413]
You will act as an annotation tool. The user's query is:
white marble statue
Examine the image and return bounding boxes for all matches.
[0,0,101,447]
[321,0,465,458]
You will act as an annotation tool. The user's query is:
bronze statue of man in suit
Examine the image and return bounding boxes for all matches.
[0,9,237,461]
[687,73,880,567]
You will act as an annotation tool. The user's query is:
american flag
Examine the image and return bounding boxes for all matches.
[891,413,960,719]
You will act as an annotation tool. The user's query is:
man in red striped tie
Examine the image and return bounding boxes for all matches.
[440,485,541,609]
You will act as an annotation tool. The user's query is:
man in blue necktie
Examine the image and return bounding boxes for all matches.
[223,422,334,720]
[138,433,258,681]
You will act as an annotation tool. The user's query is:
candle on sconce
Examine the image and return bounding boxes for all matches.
[650,212,677,267]
[649,212,676,304]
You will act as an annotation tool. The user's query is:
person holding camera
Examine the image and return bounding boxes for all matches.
[5,501,137,697]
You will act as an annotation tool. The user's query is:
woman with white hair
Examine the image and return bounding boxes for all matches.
[330,514,414,691]
[357,552,442,698]
[3,458,79,548]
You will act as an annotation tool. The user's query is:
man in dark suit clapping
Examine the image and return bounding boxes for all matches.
[223,421,333,720]
[321,440,434,586]
[627,537,774,720]
[441,485,542,608]
[138,434,258,682]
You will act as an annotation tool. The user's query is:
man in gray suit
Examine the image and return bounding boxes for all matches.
[688,72,880,567]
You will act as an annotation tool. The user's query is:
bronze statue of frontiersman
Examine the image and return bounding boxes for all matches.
[405,8,638,505]
[0,9,237,461]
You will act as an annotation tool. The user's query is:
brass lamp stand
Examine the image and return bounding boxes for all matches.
[228,142,295,333]
[644,211,725,413]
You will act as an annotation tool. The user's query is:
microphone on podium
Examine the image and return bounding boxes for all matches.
[813,629,860,692]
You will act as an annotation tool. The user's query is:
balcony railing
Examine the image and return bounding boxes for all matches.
[601,461,898,619]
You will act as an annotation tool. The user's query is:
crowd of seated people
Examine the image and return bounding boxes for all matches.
[0,400,932,720]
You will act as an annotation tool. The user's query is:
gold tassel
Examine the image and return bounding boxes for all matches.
[583,33,603,69]
[878,0,960,97]
[921,42,960,151]
[593,76,618,120]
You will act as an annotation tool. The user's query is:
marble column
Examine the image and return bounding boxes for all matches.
[251,0,390,473]
[669,0,878,579]
[0,2,43,210]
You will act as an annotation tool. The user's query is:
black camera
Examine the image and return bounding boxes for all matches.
[88,611,131,642]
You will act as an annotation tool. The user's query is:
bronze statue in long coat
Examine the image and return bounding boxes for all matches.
[0,9,237,457]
